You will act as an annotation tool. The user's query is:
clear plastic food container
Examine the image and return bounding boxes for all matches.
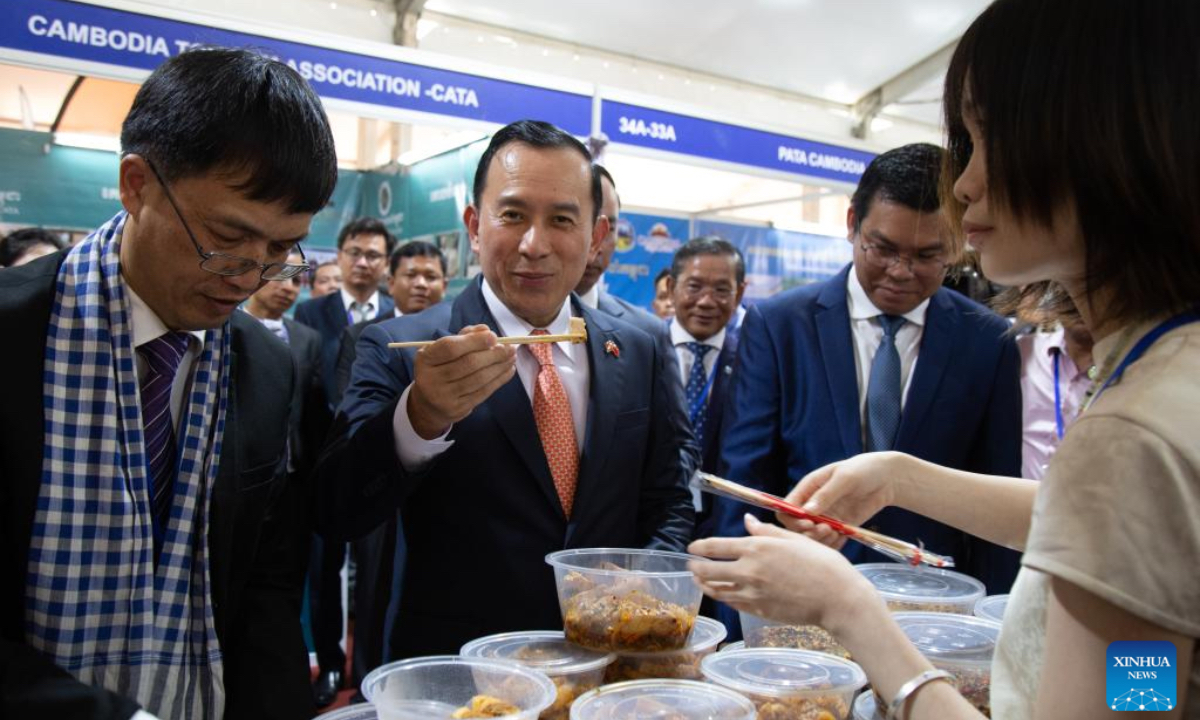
[739,612,851,660]
[361,656,557,720]
[570,679,756,720]
[892,612,1001,717]
[316,704,378,720]
[973,594,1009,624]
[604,616,726,682]
[701,648,867,720]
[545,548,701,652]
[719,641,745,653]
[851,691,882,720]
[460,631,614,720]
[855,563,985,614]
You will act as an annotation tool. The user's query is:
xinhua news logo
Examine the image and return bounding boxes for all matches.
[1107,641,1176,711]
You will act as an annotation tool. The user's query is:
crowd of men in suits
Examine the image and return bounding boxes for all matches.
[1,47,1052,720]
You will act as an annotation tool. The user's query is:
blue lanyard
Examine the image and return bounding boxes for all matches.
[1051,348,1065,440]
[688,356,719,424]
[1089,310,1200,408]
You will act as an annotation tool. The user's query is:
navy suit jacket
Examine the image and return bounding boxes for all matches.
[314,277,695,657]
[294,291,394,407]
[715,265,1022,593]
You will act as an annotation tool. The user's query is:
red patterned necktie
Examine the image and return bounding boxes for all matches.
[529,330,579,518]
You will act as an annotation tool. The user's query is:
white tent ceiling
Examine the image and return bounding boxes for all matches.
[421,0,990,126]
[0,0,991,231]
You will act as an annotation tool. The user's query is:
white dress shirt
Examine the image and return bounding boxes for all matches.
[340,287,383,322]
[127,286,205,434]
[845,268,929,436]
[392,280,590,471]
[578,285,600,310]
[669,320,726,387]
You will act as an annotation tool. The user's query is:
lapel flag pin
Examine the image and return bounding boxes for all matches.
[605,339,620,358]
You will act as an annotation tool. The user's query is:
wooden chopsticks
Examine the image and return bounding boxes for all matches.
[388,317,588,349]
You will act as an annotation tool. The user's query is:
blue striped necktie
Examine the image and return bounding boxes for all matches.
[684,342,715,445]
[137,331,192,556]
[866,315,905,452]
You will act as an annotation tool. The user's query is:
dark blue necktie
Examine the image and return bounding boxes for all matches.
[137,331,192,555]
[684,342,715,445]
[866,315,905,452]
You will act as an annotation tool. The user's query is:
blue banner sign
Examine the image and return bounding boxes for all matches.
[601,99,875,184]
[695,219,851,300]
[0,0,592,134]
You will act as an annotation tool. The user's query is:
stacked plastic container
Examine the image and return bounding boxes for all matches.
[701,647,868,720]
[461,632,615,720]
[855,564,986,614]
[892,612,1002,717]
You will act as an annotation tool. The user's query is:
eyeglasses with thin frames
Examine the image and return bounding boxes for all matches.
[144,158,312,281]
[860,240,948,277]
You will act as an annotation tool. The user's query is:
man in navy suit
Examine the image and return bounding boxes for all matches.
[314,120,694,659]
[715,143,1021,596]
[294,217,396,408]
[666,237,745,538]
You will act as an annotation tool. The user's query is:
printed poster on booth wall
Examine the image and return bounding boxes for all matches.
[603,212,690,311]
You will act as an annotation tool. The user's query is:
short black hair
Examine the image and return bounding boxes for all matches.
[337,217,396,255]
[472,120,601,221]
[850,143,943,234]
[121,47,337,215]
[944,0,1200,325]
[0,227,65,267]
[654,267,672,287]
[595,164,621,213]
[670,235,745,285]
[390,240,447,277]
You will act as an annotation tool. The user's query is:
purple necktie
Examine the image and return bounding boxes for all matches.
[137,331,192,555]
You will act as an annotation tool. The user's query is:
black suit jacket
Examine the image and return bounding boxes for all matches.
[314,278,695,657]
[332,312,395,409]
[281,317,330,476]
[0,253,313,720]
[294,291,394,408]
[597,290,701,481]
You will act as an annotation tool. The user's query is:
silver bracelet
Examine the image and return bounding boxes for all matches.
[886,669,954,720]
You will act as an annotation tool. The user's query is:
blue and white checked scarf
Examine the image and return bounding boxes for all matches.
[26,213,228,720]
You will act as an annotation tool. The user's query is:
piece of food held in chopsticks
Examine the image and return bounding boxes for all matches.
[694,471,954,569]
[387,317,587,349]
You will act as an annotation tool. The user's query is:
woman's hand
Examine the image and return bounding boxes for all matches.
[688,514,877,632]
[779,452,913,548]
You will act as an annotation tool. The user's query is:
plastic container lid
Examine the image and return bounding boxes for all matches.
[570,679,756,720]
[315,704,378,720]
[461,631,614,677]
[891,612,1002,668]
[700,648,867,699]
[852,692,882,720]
[855,564,985,607]
[362,656,557,720]
[973,594,1009,624]
[545,548,697,577]
[720,641,745,653]
[615,616,727,657]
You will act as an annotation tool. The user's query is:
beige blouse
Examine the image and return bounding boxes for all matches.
[993,320,1200,717]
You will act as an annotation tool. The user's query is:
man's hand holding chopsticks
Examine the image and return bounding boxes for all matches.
[407,325,518,439]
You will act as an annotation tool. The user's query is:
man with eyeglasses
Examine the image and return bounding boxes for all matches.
[0,49,336,720]
[713,143,1022,612]
[295,217,396,409]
